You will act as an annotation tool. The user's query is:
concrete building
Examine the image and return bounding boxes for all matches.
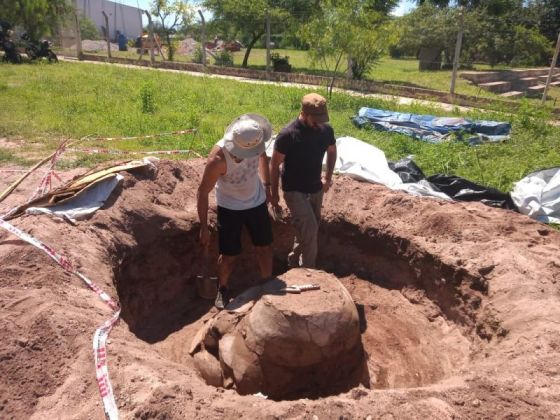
[78,0,143,40]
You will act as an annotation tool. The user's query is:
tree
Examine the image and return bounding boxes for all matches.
[300,0,397,86]
[525,0,560,44]
[0,0,71,40]
[151,0,194,61]
[396,2,553,68]
[203,0,314,67]
[79,15,100,40]
[397,3,456,64]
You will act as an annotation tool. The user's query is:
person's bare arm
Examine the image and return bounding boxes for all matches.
[197,147,226,250]
[323,144,337,193]
[259,152,272,202]
[270,150,285,208]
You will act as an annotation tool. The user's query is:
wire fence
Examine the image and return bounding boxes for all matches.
[50,4,560,111]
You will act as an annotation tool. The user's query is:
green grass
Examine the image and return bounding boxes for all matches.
[89,48,560,106]
[0,60,559,193]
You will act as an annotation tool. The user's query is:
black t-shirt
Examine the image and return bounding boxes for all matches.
[274,118,336,193]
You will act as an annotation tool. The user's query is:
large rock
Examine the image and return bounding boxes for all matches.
[189,268,368,399]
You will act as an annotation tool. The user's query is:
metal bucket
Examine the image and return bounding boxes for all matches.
[196,275,218,300]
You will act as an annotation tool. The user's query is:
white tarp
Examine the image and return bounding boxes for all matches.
[26,174,123,222]
[510,167,560,224]
[266,135,450,200]
[334,137,451,200]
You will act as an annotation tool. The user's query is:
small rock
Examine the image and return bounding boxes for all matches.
[472,399,481,407]
[15,338,28,348]
[478,264,495,276]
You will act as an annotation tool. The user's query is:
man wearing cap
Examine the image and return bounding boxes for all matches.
[270,93,337,268]
[197,114,273,309]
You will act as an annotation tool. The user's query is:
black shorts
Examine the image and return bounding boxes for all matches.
[217,201,273,256]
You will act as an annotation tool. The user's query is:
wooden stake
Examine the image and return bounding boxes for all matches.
[102,11,111,58]
[542,31,560,105]
[450,12,464,96]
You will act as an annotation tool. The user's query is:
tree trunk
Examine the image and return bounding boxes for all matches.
[242,31,264,68]
[166,33,173,61]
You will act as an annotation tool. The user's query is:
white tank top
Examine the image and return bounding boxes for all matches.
[215,139,266,210]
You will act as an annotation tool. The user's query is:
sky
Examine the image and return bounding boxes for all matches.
[393,0,416,16]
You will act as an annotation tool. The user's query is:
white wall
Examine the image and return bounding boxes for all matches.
[78,0,143,40]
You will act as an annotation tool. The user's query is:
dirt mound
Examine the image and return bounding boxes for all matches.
[0,159,559,419]
[81,40,119,52]
[177,37,198,56]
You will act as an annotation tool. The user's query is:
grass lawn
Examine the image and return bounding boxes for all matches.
[1,61,559,193]
[87,47,560,106]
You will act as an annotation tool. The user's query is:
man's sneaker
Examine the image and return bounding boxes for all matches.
[215,286,229,310]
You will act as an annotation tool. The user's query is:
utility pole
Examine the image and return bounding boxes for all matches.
[542,31,560,105]
[74,0,82,59]
[198,10,206,68]
[102,11,111,58]
[450,12,464,96]
[266,9,271,73]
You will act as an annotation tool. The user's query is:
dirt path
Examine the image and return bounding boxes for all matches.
[0,160,559,419]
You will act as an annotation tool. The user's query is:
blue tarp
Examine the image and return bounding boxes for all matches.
[352,107,511,144]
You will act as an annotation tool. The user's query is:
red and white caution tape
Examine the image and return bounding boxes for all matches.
[89,128,197,142]
[30,141,68,201]
[0,219,120,419]
[67,147,202,158]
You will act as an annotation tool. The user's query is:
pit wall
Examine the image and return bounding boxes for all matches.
[111,212,487,343]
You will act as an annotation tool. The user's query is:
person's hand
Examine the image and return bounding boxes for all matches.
[199,226,210,254]
[269,203,283,222]
[322,177,333,193]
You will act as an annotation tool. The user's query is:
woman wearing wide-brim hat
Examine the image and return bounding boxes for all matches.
[197,114,273,309]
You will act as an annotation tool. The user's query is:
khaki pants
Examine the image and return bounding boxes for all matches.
[283,190,324,268]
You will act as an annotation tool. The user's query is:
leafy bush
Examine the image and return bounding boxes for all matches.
[192,45,206,64]
[79,16,100,40]
[139,82,156,114]
[271,52,291,72]
[214,50,233,66]
[510,26,552,67]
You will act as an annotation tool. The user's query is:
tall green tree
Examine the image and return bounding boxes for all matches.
[0,0,71,40]
[525,0,560,44]
[151,0,194,61]
[396,2,552,68]
[203,0,314,67]
[300,0,397,85]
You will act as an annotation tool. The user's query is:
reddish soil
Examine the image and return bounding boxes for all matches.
[0,159,559,419]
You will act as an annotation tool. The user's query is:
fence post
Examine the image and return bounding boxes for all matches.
[266,10,271,75]
[101,11,111,58]
[450,12,463,96]
[198,10,206,68]
[74,0,83,59]
[144,10,155,66]
[542,31,560,105]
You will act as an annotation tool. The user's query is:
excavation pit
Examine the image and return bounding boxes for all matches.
[2,160,559,418]
[111,165,478,398]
